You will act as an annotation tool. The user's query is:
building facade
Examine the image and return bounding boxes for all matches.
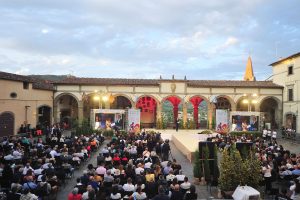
[1,56,287,136]
[270,52,300,133]
[0,72,54,136]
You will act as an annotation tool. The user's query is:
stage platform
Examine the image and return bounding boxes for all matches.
[154,129,217,162]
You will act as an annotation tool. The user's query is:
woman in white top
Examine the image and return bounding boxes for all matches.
[262,162,272,193]
[110,186,122,200]
[131,186,147,200]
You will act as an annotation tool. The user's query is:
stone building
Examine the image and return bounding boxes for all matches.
[0,57,284,136]
[270,52,300,132]
[0,72,54,136]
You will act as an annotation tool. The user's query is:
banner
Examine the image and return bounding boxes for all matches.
[231,115,259,131]
[127,109,141,133]
[216,109,229,133]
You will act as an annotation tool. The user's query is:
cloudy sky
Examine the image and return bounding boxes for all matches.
[0,0,299,80]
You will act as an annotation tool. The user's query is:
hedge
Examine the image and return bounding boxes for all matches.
[229,131,262,138]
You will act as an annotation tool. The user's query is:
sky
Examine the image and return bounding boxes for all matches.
[0,0,299,80]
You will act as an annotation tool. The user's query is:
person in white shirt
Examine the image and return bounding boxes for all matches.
[23,163,33,175]
[49,148,60,158]
[166,169,176,182]
[13,149,23,160]
[82,185,93,200]
[180,177,191,190]
[272,130,277,140]
[262,162,272,193]
[135,163,144,175]
[262,129,267,140]
[123,178,135,192]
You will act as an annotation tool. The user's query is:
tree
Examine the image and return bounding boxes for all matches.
[219,148,240,191]
[219,145,262,192]
[193,150,203,178]
[203,145,211,181]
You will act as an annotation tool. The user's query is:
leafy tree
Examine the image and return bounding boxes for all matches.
[203,145,211,181]
[193,150,203,178]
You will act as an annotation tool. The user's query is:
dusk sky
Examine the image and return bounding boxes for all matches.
[0,0,299,80]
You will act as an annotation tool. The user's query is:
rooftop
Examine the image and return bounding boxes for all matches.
[0,71,55,91]
[269,52,300,66]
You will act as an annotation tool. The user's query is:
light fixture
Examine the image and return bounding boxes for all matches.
[252,99,258,104]
[243,99,249,104]
[93,96,100,101]
[102,95,109,102]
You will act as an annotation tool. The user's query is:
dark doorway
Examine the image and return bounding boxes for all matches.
[0,112,14,137]
[38,106,51,127]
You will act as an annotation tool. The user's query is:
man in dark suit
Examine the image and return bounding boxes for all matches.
[115,114,123,130]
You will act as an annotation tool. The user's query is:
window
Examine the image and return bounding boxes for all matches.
[23,82,29,89]
[10,92,17,98]
[288,65,293,75]
[288,88,294,101]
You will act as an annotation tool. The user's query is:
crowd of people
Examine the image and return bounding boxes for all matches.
[214,132,300,200]
[67,131,197,200]
[0,124,104,200]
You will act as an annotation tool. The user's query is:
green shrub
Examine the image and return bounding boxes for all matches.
[229,131,262,138]
[193,150,202,178]
[198,130,213,134]
[102,130,114,137]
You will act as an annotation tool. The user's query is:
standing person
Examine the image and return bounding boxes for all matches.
[162,140,170,161]
[272,130,277,141]
[262,162,272,194]
[175,118,180,132]
[267,129,272,141]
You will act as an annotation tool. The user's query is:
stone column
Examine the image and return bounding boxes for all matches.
[78,101,84,123]
[182,102,187,127]
[53,105,60,123]
[207,103,215,129]
[156,103,162,120]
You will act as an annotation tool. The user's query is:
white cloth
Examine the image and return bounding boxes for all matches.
[232,186,260,200]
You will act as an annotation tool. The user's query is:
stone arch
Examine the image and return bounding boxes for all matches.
[54,92,79,104]
[214,95,235,111]
[0,111,15,137]
[259,96,281,129]
[110,94,134,109]
[136,96,158,128]
[37,105,52,127]
[236,95,257,112]
[161,95,183,128]
[54,93,79,126]
[188,95,209,129]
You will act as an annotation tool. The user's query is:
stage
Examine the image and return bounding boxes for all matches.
[157,129,218,162]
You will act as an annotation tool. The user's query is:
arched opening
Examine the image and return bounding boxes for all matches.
[110,96,132,109]
[37,105,51,127]
[136,96,157,128]
[215,97,232,110]
[162,96,182,128]
[55,94,78,128]
[0,112,14,137]
[260,97,279,129]
[189,96,208,129]
[285,113,297,130]
[236,97,255,112]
